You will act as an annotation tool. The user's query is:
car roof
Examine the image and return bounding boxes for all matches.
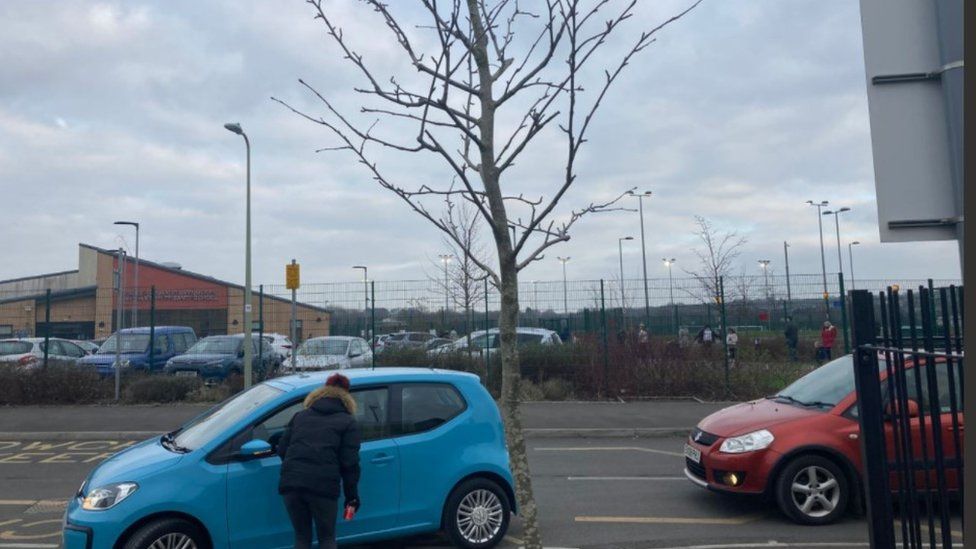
[116,326,194,334]
[1,338,65,343]
[307,336,358,342]
[267,367,480,392]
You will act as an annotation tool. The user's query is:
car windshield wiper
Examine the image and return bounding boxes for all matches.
[768,394,834,409]
[161,429,190,453]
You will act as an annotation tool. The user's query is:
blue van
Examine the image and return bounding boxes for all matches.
[62,368,515,548]
[76,326,197,375]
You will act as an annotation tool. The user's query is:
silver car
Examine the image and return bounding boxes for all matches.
[0,338,89,368]
[289,336,373,371]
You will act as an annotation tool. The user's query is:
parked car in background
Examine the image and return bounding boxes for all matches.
[290,336,372,370]
[72,340,101,355]
[426,337,454,351]
[76,327,197,376]
[164,334,279,382]
[0,338,89,368]
[684,354,964,525]
[371,334,393,354]
[62,368,515,549]
[254,332,293,362]
[383,331,436,351]
[429,327,561,357]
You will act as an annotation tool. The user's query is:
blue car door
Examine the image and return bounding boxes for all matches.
[338,386,401,540]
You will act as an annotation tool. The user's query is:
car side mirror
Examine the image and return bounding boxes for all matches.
[239,439,273,459]
[885,398,920,419]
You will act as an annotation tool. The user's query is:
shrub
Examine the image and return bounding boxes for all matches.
[124,376,204,404]
[518,380,545,401]
[0,362,112,405]
[539,378,574,401]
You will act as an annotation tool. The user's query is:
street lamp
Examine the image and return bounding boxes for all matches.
[848,241,860,290]
[663,258,676,334]
[438,254,452,329]
[353,266,368,338]
[113,221,139,327]
[758,259,772,330]
[822,207,851,284]
[806,200,830,316]
[617,237,633,311]
[783,241,792,314]
[224,122,253,388]
[627,190,653,326]
[557,257,570,315]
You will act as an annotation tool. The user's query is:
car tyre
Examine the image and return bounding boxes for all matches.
[122,517,208,549]
[775,454,849,525]
[443,478,510,549]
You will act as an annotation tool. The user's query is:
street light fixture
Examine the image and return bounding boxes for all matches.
[848,241,860,290]
[663,258,676,334]
[627,190,653,326]
[557,257,570,316]
[113,221,139,327]
[617,237,633,312]
[806,200,830,316]
[758,259,772,329]
[822,207,851,285]
[224,122,253,388]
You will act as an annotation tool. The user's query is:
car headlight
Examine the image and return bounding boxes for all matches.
[114,360,131,369]
[719,429,774,454]
[82,482,138,510]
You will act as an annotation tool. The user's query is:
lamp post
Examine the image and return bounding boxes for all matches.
[113,221,139,327]
[627,190,653,326]
[438,254,452,329]
[758,259,772,330]
[848,241,860,290]
[617,237,633,311]
[783,241,792,314]
[663,258,676,334]
[806,200,830,316]
[224,122,253,388]
[353,266,368,338]
[822,207,851,282]
[557,257,570,315]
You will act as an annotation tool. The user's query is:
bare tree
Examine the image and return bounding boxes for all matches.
[426,201,490,329]
[683,216,748,303]
[274,2,700,545]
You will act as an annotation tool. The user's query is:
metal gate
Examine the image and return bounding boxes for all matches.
[849,285,964,548]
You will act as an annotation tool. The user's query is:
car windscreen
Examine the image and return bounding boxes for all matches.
[775,355,875,408]
[0,341,33,355]
[97,334,150,354]
[173,384,284,451]
[186,337,240,355]
[300,339,349,356]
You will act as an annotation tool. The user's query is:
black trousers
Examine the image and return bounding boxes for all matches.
[282,492,338,549]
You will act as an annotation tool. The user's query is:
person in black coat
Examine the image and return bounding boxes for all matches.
[277,373,361,549]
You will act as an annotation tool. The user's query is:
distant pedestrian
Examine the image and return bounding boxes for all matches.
[783,317,799,361]
[637,323,650,344]
[696,324,714,345]
[726,328,738,361]
[819,321,838,362]
[678,326,690,346]
[278,373,361,549]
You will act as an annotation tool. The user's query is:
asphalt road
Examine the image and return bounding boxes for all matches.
[4,435,955,549]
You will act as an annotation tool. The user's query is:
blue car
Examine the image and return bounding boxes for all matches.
[164,334,281,382]
[62,368,516,549]
[76,326,197,375]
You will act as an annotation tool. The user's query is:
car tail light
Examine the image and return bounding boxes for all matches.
[18,355,38,367]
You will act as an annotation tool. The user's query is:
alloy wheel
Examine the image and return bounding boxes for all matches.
[456,488,504,544]
[147,533,197,549]
[790,465,841,518]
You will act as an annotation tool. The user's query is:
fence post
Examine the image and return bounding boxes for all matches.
[849,289,895,549]
[257,285,264,370]
[148,286,156,370]
[719,277,729,397]
[600,280,609,398]
[484,277,490,379]
[42,289,51,369]
[838,273,850,354]
[370,281,376,370]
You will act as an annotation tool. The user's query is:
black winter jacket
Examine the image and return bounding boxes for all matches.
[277,386,361,500]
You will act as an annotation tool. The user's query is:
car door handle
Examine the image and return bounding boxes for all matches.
[370,454,395,464]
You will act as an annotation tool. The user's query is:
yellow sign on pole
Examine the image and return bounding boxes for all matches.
[286,262,300,290]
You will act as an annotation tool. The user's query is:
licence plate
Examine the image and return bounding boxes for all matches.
[684,444,701,463]
[176,371,198,377]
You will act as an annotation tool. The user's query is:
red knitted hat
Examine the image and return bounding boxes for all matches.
[325,373,351,391]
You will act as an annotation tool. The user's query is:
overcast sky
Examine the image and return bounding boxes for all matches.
[0,0,961,290]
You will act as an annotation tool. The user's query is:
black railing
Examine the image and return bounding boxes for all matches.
[850,285,964,549]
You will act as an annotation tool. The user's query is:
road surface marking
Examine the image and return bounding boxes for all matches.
[0,519,62,540]
[567,476,685,481]
[575,513,764,525]
[651,543,869,549]
[535,446,683,457]
[0,503,33,507]
[0,544,59,548]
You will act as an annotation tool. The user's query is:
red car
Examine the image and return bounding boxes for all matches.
[684,355,963,525]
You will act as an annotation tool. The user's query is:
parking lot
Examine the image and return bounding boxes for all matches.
[0,403,961,548]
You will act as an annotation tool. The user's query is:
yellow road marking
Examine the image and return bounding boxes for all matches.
[899,519,964,540]
[0,519,62,540]
[575,513,764,525]
[0,502,34,507]
[535,446,683,457]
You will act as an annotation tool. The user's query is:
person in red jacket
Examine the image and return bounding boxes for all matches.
[819,321,838,362]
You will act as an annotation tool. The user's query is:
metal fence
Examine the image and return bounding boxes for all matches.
[851,284,964,548]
